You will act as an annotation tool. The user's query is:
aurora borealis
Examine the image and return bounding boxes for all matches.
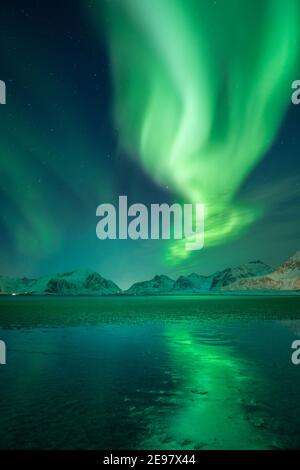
[1,0,300,287]
[96,0,300,258]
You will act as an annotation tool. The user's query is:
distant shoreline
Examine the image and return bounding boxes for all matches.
[1,291,300,298]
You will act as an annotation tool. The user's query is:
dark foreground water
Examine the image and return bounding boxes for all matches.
[0,295,300,450]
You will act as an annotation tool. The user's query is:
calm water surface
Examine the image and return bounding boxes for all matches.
[0,296,300,450]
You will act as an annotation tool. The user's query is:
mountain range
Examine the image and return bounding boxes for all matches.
[0,269,121,296]
[225,251,300,291]
[1,252,300,296]
[126,260,273,295]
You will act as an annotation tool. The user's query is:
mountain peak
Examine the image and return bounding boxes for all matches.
[0,269,121,295]
[2,251,300,296]
[153,274,173,282]
[126,274,174,295]
[289,251,300,262]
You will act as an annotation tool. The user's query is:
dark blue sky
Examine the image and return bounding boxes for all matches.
[0,0,300,288]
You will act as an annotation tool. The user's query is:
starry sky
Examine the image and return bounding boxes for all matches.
[0,0,300,289]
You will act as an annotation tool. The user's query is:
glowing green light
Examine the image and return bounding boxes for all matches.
[91,0,300,262]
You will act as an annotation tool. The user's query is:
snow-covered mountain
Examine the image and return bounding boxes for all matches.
[126,261,273,295]
[172,273,213,292]
[171,261,271,293]
[225,252,300,291]
[2,252,300,296]
[0,276,36,295]
[126,275,175,295]
[211,261,272,290]
[0,269,121,295]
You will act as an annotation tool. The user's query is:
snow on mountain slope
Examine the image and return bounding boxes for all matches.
[2,253,299,295]
[125,261,272,294]
[211,261,272,290]
[225,252,300,291]
[0,270,121,295]
[126,275,175,295]
[172,273,213,292]
[0,276,36,294]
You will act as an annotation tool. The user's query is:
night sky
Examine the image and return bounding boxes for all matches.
[0,0,300,288]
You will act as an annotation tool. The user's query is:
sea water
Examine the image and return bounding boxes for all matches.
[0,295,300,450]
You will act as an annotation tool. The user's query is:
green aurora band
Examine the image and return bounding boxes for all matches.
[94,0,300,262]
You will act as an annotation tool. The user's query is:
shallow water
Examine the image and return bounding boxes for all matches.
[0,296,300,450]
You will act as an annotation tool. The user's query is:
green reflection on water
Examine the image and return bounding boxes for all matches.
[138,326,279,450]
